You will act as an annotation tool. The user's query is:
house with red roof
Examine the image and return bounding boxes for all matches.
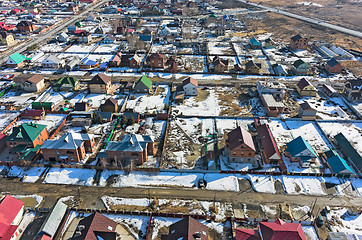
[226,126,256,163]
[257,124,282,165]
[72,212,117,240]
[236,218,307,240]
[181,77,198,96]
[0,195,24,240]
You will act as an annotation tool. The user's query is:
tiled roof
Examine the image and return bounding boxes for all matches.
[227,126,255,151]
[259,219,307,240]
[89,73,111,84]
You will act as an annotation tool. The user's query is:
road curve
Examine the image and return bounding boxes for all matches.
[239,0,362,39]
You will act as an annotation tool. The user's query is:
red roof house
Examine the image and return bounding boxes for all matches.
[72,212,117,240]
[0,195,25,240]
[257,124,282,165]
[226,126,256,162]
[236,219,307,240]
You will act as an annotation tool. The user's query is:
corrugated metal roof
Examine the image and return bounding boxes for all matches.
[38,201,67,237]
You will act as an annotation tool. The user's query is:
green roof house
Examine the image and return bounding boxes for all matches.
[134,75,152,93]
[6,122,49,149]
[32,102,54,111]
[53,76,79,91]
[285,136,318,168]
[334,133,362,177]
[6,52,26,68]
[292,59,310,75]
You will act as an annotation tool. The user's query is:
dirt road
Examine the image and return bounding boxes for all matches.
[0,177,360,210]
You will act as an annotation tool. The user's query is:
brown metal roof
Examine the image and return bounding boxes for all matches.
[227,126,255,151]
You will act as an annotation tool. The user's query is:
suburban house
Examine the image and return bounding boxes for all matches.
[134,75,152,93]
[264,37,277,48]
[105,134,154,167]
[245,60,260,75]
[57,32,69,42]
[324,149,353,175]
[212,56,229,73]
[13,74,45,92]
[41,131,95,163]
[296,78,317,96]
[215,26,225,36]
[298,101,317,120]
[290,34,308,50]
[94,26,105,35]
[343,79,362,101]
[285,136,318,168]
[326,58,342,73]
[7,52,26,68]
[21,109,45,120]
[42,55,65,69]
[36,200,67,240]
[257,81,287,99]
[88,73,112,94]
[236,218,307,240]
[0,195,24,240]
[16,20,35,32]
[53,76,80,91]
[32,102,54,111]
[77,30,92,43]
[322,84,338,97]
[161,216,209,240]
[129,54,142,68]
[119,81,134,93]
[100,98,119,113]
[0,31,15,46]
[272,64,288,76]
[79,57,99,69]
[181,77,198,96]
[72,212,117,240]
[250,37,262,49]
[65,56,81,71]
[6,122,49,150]
[261,94,285,117]
[147,53,165,69]
[225,126,256,163]
[292,59,310,75]
[74,102,90,111]
[109,53,121,67]
[334,132,362,177]
[257,124,282,165]
[103,34,116,44]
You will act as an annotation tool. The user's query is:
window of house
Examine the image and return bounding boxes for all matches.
[232,152,236,155]
[131,153,138,156]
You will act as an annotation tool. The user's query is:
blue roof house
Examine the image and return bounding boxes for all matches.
[327,155,353,175]
[285,136,318,168]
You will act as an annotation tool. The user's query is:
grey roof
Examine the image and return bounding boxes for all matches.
[106,134,154,152]
[38,200,67,237]
[41,131,93,150]
[261,94,285,108]
[44,55,63,64]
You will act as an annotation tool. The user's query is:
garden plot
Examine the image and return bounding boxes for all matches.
[148,120,167,141]
[93,44,119,53]
[83,93,110,108]
[326,208,362,235]
[0,112,18,130]
[15,114,66,132]
[163,118,203,169]
[283,155,322,173]
[86,53,113,63]
[264,48,287,62]
[319,122,362,155]
[3,166,46,183]
[126,85,170,114]
[297,96,353,119]
[65,44,96,53]
[43,168,96,186]
[0,89,40,110]
[216,87,252,116]
[268,120,332,152]
[101,196,233,221]
[172,88,221,116]
[180,55,207,72]
[40,43,67,52]
[99,171,239,191]
[151,44,177,54]
[232,43,248,56]
[207,42,235,55]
